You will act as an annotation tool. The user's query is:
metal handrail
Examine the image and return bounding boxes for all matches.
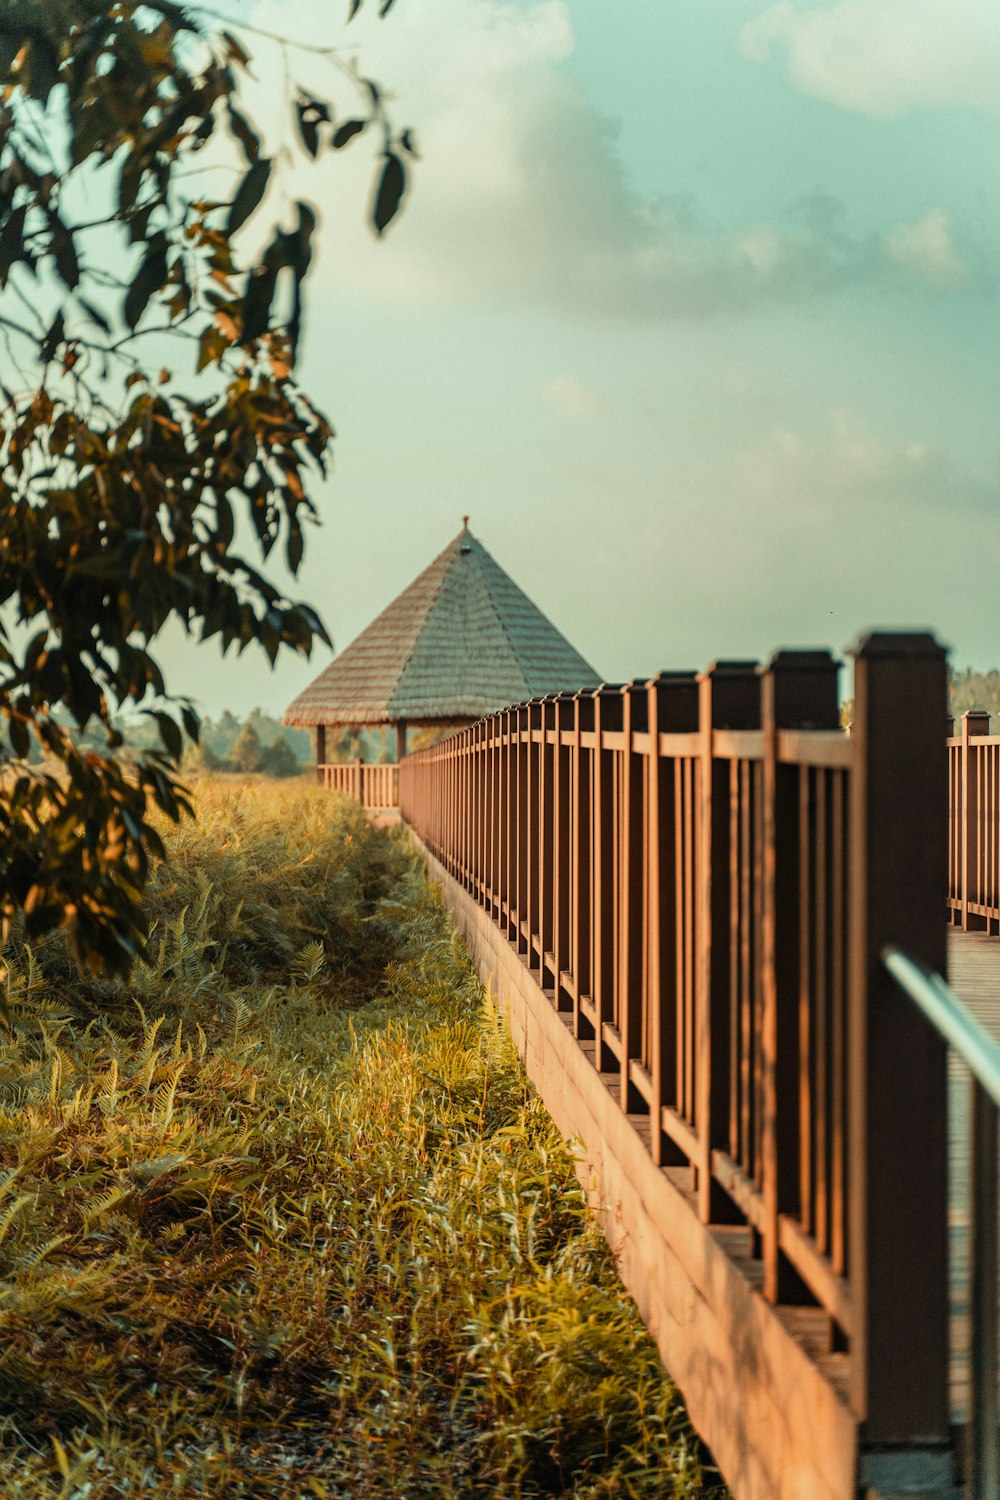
[883,944,999,1500]
[883,947,1000,1107]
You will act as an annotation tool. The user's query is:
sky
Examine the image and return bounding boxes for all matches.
[162,0,1000,716]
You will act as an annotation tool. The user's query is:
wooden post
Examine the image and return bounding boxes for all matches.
[515,703,530,955]
[848,632,949,1445]
[527,699,543,976]
[315,724,326,786]
[760,650,839,1305]
[539,696,556,991]
[572,690,594,1039]
[697,661,759,1225]
[962,709,990,929]
[553,692,574,1012]
[647,672,699,1166]
[396,720,407,764]
[620,679,648,1114]
[593,685,623,1075]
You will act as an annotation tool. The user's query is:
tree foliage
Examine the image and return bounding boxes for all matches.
[0,1,413,980]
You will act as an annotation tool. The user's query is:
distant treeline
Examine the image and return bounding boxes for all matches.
[13,710,404,778]
[951,667,1000,728]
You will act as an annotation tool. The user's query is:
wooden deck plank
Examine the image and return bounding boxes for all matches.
[945,928,1000,1423]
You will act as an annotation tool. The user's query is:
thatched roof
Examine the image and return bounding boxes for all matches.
[283,524,601,728]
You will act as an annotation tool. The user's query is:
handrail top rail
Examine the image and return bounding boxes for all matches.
[882,945,1000,1108]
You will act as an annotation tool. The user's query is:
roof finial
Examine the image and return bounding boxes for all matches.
[461,515,469,531]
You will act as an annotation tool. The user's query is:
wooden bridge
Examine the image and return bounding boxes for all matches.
[386,632,1000,1500]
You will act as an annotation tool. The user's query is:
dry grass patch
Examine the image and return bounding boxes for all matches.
[0,779,726,1498]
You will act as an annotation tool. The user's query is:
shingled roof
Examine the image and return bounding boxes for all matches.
[283,524,601,727]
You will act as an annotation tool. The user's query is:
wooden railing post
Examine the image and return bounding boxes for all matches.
[848,632,949,1446]
[962,709,990,930]
[572,690,594,1040]
[553,692,575,1013]
[501,707,514,942]
[539,695,557,993]
[760,650,840,1305]
[514,702,531,956]
[697,661,759,1224]
[620,679,649,1114]
[593,685,623,1075]
[526,698,544,976]
[647,671,699,1166]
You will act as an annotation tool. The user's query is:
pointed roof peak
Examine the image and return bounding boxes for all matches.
[283,527,601,728]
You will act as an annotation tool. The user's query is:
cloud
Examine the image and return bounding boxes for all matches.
[732,407,997,517]
[246,0,975,319]
[741,0,1000,117]
[886,209,965,286]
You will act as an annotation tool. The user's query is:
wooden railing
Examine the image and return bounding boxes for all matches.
[400,635,953,1480]
[318,761,398,810]
[948,710,1000,929]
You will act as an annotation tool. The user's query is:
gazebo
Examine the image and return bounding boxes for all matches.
[283,520,601,806]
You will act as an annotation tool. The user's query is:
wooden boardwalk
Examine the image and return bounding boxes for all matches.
[946,927,1000,1423]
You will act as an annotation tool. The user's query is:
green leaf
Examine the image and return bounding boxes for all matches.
[226,159,272,237]
[226,101,260,165]
[48,212,80,291]
[124,236,169,330]
[372,152,406,236]
[296,100,330,160]
[0,204,27,286]
[332,119,366,150]
[241,263,278,343]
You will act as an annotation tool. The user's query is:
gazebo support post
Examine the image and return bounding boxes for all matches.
[315,725,326,786]
[396,721,407,763]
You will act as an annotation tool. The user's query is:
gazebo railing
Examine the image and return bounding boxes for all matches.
[319,761,398,810]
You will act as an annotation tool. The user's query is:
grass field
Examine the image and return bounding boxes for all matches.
[0,778,726,1498]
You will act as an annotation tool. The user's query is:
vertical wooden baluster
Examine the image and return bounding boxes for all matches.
[539,696,556,993]
[499,710,509,932]
[554,693,574,1012]
[830,768,846,1280]
[848,632,949,1447]
[619,680,648,1113]
[647,673,699,1165]
[963,711,990,929]
[739,759,751,1171]
[799,765,813,1235]
[683,755,695,1126]
[752,759,765,1192]
[814,768,829,1254]
[696,661,760,1224]
[526,699,543,977]
[761,650,839,1305]
[515,704,530,955]
[593,686,623,1075]
[730,759,742,1163]
[573,691,593,1039]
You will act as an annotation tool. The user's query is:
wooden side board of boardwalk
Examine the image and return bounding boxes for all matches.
[393,632,992,1500]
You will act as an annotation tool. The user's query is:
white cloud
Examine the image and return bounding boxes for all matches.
[244,0,974,319]
[886,208,966,286]
[733,407,996,516]
[742,0,1000,117]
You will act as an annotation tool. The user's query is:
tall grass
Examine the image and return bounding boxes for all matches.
[0,779,726,1498]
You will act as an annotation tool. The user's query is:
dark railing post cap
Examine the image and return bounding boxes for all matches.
[760,648,839,676]
[700,659,759,680]
[849,630,948,660]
